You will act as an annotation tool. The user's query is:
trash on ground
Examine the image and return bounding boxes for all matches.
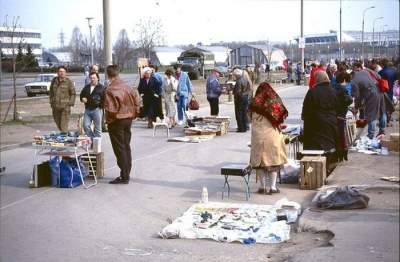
[159,200,302,244]
[313,186,370,209]
[167,135,214,143]
[380,176,400,183]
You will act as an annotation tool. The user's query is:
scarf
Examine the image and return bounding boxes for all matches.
[249,82,288,130]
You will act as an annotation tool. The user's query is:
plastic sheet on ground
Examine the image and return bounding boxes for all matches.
[167,135,214,143]
[159,200,301,244]
[312,185,370,210]
[349,136,382,155]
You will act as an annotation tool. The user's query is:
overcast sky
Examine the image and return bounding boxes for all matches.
[1,0,398,48]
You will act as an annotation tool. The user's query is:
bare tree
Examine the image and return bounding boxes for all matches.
[69,26,87,65]
[94,25,104,67]
[133,18,164,59]
[2,15,25,121]
[113,29,133,71]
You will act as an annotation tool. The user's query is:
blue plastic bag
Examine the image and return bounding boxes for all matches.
[59,158,88,188]
[49,156,61,187]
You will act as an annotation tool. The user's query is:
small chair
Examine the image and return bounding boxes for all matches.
[153,122,170,137]
[221,164,252,200]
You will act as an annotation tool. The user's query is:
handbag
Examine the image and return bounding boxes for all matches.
[189,95,199,110]
[377,78,389,93]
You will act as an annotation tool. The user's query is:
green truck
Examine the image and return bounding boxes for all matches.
[177,47,215,80]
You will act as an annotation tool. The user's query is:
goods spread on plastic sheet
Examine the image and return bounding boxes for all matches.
[349,135,388,155]
[159,199,301,244]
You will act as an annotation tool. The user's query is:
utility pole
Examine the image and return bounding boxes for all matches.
[339,0,342,61]
[372,17,383,58]
[86,17,94,66]
[300,0,305,86]
[103,0,112,67]
[59,29,65,48]
[361,6,375,62]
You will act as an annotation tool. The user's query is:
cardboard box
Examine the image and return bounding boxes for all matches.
[299,156,326,190]
[381,139,400,152]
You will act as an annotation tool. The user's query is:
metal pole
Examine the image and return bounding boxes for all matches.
[361,6,375,62]
[301,0,305,86]
[86,18,94,66]
[372,17,383,58]
[339,0,342,61]
[103,0,112,67]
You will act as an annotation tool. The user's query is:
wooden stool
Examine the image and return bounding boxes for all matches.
[153,122,170,137]
[221,164,252,200]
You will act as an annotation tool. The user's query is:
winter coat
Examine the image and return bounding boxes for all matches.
[206,75,221,98]
[351,70,380,122]
[162,75,177,118]
[104,77,140,124]
[49,77,76,109]
[138,76,163,119]
[379,66,397,100]
[250,112,287,168]
[302,82,339,152]
[80,83,105,110]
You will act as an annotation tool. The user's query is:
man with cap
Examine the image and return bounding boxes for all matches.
[206,68,222,116]
[233,68,252,132]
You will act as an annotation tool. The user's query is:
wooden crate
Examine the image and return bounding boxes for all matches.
[299,156,326,190]
[81,152,104,178]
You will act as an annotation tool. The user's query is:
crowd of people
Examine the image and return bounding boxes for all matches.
[47,56,399,190]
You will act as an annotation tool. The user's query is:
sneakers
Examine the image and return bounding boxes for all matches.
[109,177,129,184]
[177,120,184,126]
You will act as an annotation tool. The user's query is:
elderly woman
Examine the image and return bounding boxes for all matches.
[138,67,163,128]
[249,82,288,194]
[162,68,178,127]
[301,71,339,160]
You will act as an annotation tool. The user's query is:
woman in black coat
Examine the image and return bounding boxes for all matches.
[138,67,163,128]
[301,71,340,167]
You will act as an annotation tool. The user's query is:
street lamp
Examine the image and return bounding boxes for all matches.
[372,16,383,58]
[361,5,375,61]
[86,17,94,66]
[383,24,388,57]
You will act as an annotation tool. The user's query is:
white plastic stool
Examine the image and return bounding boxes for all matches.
[153,122,170,137]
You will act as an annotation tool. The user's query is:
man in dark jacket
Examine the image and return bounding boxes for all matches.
[49,66,76,132]
[206,68,222,116]
[351,62,380,139]
[233,68,252,132]
[80,72,105,138]
[104,65,140,184]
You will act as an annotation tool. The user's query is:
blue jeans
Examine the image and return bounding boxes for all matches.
[367,119,378,139]
[379,112,387,134]
[177,96,188,121]
[83,108,102,138]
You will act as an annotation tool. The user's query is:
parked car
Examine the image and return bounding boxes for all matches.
[25,74,57,97]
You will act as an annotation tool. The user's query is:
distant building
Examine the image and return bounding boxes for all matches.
[294,31,355,45]
[42,51,72,66]
[229,44,287,70]
[0,26,42,57]
[344,30,399,46]
[152,46,184,66]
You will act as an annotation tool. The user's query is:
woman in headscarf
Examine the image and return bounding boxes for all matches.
[301,71,339,164]
[138,67,163,128]
[249,82,288,194]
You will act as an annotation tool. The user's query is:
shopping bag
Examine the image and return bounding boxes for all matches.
[189,96,199,110]
[59,158,88,188]
[49,156,61,187]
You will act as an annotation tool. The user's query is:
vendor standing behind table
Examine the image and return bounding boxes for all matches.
[206,68,222,116]
[49,66,76,132]
[80,72,105,139]
[104,65,140,184]
[232,68,252,132]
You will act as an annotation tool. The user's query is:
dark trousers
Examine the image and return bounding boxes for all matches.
[234,95,249,132]
[108,118,133,180]
[207,97,219,116]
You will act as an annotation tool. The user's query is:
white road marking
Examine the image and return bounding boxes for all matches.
[0,188,54,211]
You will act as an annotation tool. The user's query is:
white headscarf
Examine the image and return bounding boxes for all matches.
[143,67,152,73]
[233,68,243,76]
